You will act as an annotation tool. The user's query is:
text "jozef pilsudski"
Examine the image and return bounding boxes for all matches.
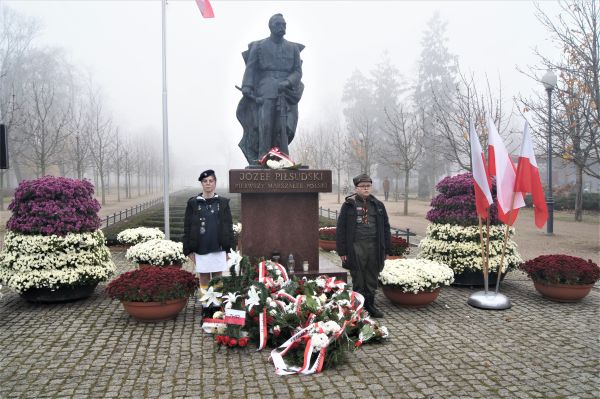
[238,171,325,181]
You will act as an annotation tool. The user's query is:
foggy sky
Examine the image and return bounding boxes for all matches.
[5,0,561,187]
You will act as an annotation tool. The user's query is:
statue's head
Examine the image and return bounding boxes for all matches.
[268,13,286,38]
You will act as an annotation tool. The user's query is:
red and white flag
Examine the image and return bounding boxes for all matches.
[487,117,525,225]
[514,121,548,228]
[195,0,214,18]
[469,121,493,219]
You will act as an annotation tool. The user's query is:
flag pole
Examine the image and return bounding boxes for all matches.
[161,0,171,239]
[495,191,517,293]
[485,216,491,289]
[477,216,489,294]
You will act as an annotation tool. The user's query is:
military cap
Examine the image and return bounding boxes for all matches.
[353,173,372,186]
[198,169,216,181]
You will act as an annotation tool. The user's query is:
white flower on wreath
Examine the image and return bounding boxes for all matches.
[311,333,329,352]
[199,286,222,307]
[227,249,243,275]
[266,159,287,169]
[215,323,227,334]
[320,321,341,335]
[246,285,261,311]
[314,277,326,288]
[212,311,224,319]
[223,292,240,309]
[318,294,328,304]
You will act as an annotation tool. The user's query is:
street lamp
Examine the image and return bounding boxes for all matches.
[541,69,557,235]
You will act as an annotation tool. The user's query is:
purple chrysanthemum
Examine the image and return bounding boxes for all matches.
[426,173,500,226]
[7,176,101,235]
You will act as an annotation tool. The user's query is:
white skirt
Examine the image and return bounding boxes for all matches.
[195,251,227,273]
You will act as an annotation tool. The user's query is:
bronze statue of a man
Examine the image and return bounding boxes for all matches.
[236,13,305,165]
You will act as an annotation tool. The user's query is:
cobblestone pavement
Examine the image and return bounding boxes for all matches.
[1,249,598,399]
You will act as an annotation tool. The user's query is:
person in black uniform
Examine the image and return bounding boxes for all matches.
[336,173,391,318]
[183,170,235,290]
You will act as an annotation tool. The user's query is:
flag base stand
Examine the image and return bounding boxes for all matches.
[467,291,512,310]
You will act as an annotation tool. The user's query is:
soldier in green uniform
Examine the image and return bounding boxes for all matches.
[336,174,391,318]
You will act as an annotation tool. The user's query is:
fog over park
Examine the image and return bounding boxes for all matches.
[3,0,597,202]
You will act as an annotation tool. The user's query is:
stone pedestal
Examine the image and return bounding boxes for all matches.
[229,169,332,272]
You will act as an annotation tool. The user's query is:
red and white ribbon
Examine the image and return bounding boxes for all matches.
[270,322,332,375]
[258,308,268,350]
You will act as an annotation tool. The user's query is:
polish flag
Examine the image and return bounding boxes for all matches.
[195,0,214,18]
[514,122,548,228]
[469,121,493,219]
[487,117,525,225]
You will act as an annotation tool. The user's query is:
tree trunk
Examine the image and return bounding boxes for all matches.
[100,171,106,205]
[574,164,584,221]
[337,169,341,204]
[403,170,410,216]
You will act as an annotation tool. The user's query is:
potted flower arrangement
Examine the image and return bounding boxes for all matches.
[318,226,336,251]
[106,267,197,321]
[389,235,409,259]
[379,258,454,307]
[0,176,115,303]
[125,239,187,268]
[520,255,600,302]
[418,173,521,286]
[117,227,165,246]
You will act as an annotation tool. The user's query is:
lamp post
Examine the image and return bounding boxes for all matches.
[541,69,557,235]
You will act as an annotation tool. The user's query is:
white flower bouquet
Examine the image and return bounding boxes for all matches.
[117,227,165,245]
[0,231,115,292]
[379,258,454,293]
[125,239,187,266]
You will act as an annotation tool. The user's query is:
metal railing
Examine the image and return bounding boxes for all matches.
[318,206,417,246]
[101,197,163,228]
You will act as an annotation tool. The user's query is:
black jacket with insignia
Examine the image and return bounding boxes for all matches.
[336,194,391,272]
[183,194,235,256]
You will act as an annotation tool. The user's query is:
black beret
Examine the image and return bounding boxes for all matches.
[198,169,216,181]
[353,173,372,186]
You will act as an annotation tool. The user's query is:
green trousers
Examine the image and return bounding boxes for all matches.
[350,241,379,297]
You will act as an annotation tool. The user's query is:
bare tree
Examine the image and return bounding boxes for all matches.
[519,0,600,220]
[325,121,350,203]
[347,111,377,176]
[85,85,113,205]
[381,107,424,215]
[430,70,510,170]
[19,48,73,176]
[0,6,40,188]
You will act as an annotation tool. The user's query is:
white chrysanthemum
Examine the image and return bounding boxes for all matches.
[117,227,165,245]
[0,231,115,292]
[418,223,521,274]
[379,258,454,293]
[125,239,187,266]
